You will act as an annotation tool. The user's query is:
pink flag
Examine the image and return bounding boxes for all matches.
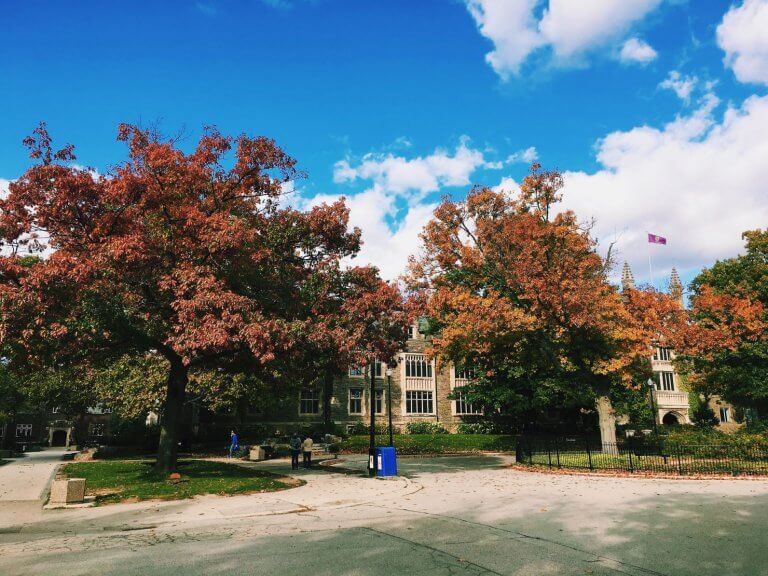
[648,233,666,245]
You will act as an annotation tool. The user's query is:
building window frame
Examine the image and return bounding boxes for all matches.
[454,390,481,415]
[405,355,432,378]
[299,388,320,415]
[405,390,433,414]
[654,347,672,361]
[719,407,731,423]
[655,371,675,391]
[16,424,33,438]
[375,389,384,414]
[348,388,363,415]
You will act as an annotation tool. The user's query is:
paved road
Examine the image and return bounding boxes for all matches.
[1,454,767,575]
[0,449,72,502]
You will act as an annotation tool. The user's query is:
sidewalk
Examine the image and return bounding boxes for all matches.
[0,449,72,502]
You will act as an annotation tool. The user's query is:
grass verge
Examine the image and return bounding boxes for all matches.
[339,434,516,455]
[60,459,299,505]
[525,451,768,476]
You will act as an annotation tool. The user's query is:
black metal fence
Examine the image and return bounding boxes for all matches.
[516,436,768,476]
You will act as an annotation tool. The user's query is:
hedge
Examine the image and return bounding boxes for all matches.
[338,434,517,455]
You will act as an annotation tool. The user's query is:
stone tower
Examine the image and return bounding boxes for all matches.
[621,262,635,291]
[669,267,683,307]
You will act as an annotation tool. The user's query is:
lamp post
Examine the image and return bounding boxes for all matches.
[386,367,394,447]
[368,358,376,478]
[647,378,659,436]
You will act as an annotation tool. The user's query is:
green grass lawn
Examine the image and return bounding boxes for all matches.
[60,459,298,504]
[526,451,768,475]
[339,434,516,455]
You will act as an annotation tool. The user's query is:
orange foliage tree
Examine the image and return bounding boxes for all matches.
[408,164,678,444]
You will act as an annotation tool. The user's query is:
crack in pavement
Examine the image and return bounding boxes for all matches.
[363,526,504,575]
[362,502,671,576]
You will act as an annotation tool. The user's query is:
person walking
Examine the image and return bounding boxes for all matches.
[302,435,314,469]
[289,432,302,471]
[229,429,239,458]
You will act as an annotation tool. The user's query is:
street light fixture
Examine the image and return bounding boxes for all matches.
[647,377,659,436]
[385,367,394,447]
[368,358,376,477]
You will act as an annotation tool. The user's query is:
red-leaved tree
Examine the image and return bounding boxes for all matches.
[0,123,405,472]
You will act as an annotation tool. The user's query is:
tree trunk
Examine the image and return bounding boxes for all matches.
[595,396,617,452]
[0,420,12,451]
[322,366,334,435]
[154,358,188,474]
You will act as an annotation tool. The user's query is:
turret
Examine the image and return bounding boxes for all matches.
[669,267,683,307]
[621,262,635,291]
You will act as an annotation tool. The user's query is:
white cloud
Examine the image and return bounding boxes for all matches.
[659,71,698,102]
[539,0,662,59]
[334,139,496,198]
[620,37,658,65]
[465,0,664,79]
[717,0,768,86]
[465,0,543,79]
[298,185,438,280]
[555,92,768,284]
[506,146,539,164]
[307,140,501,279]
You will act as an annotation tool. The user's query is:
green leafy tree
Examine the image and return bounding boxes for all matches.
[681,230,768,417]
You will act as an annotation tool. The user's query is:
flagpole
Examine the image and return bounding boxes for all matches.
[646,231,654,288]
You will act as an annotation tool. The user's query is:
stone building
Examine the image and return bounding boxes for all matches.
[0,406,113,451]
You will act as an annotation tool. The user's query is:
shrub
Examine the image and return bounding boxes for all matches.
[338,434,517,455]
[690,399,720,429]
[405,421,448,435]
[456,421,515,434]
[346,422,394,436]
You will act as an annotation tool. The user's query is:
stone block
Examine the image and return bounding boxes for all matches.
[249,447,266,461]
[50,478,86,504]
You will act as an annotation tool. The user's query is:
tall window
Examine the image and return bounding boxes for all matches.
[349,389,363,414]
[455,368,475,380]
[299,388,320,414]
[350,361,383,378]
[407,325,415,339]
[720,407,730,423]
[654,347,672,361]
[16,424,32,438]
[375,389,384,414]
[655,371,675,391]
[454,391,481,415]
[90,423,105,437]
[406,391,433,414]
[405,355,432,378]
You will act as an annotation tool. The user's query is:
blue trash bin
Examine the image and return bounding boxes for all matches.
[376,446,397,477]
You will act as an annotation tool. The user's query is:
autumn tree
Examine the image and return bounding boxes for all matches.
[0,123,391,473]
[677,230,767,417]
[293,265,410,433]
[408,164,668,445]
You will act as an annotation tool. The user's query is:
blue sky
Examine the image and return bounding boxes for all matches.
[2,0,767,288]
